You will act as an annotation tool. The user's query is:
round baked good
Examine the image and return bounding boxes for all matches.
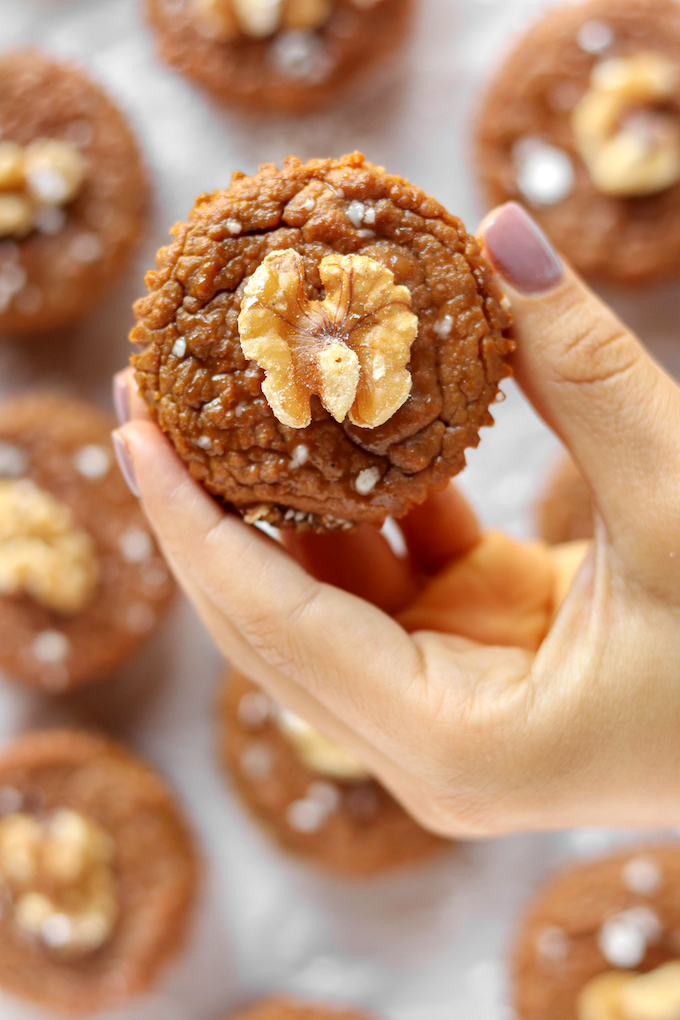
[0,729,198,1014]
[0,393,175,693]
[131,152,512,532]
[224,998,376,1020]
[145,0,412,114]
[513,846,680,1020]
[219,670,445,877]
[476,0,680,285]
[537,454,594,545]
[0,49,148,336]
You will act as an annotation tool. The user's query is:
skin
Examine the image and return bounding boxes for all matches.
[113,204,680,838]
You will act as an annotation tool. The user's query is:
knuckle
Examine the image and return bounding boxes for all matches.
[549,305,641,390]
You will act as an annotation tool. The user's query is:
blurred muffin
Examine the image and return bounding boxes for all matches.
[0,49,148,335]
[514,845,680,1020]
[0,729,198,1014]
[219,669,445,877]
[476,0,680,284]
[537,454,593,545]
[145,0,413,113]
[0,393,174,693]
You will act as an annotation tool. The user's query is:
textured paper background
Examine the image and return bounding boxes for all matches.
[1,1,680,1018]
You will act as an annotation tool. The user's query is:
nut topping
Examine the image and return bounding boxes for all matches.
[0,138,86,239]
[192,0,332,38]
[0,479,99,614]
[572,52,680,197]
[579,964,680,1020]
[238,248,418,429]
[0,809,118,956]
[276,708,370,780]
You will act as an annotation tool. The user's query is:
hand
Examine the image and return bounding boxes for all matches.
[112,203,680,837]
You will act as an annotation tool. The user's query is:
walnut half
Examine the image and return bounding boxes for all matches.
[0,809,118,957]
[572,52,680,197]
[0,480,99,615]
[238,249,418,430]
[579,963,680,1020]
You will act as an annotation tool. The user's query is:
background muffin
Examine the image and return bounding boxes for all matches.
[514,846,680,1020]
[0,729,198,1014]
[0,393,174,693]
[0,49,148,336]
[145,0,413,113]
[476,0,680,285]
[220,670,445,877]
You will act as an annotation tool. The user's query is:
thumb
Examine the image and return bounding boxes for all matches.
[480,202,680,575]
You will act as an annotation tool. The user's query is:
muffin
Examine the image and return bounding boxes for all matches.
[0,729,198,1014]
[224,999,377,1020]
[537,454,594,545]
[131,152,513,532]
[0,393,174,693]
[145,0,412,114]
[0,49,148,335]
[219,670,445,877]
[513,846,680,1020]
[476,0,680,285]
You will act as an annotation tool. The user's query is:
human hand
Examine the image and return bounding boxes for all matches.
[112,202,680,837]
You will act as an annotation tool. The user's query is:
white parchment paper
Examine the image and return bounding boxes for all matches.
[1,1,680,1018]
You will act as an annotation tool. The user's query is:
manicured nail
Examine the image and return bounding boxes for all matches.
[112,431,139,497]
[483,202,564,294]
[112,372,130,426]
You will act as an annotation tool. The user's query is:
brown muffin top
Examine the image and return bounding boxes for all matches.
[0,49,148,335]
[145,0,413,114]
[0,729,198,1015]
[0,393,174,693]
[132,152,512,531]
[514,846,680,1020]
[476,0,680,285]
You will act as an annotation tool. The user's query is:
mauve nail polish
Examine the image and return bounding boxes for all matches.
[112,432,139,497]
[113,374,130,427]
[483,203,564,294]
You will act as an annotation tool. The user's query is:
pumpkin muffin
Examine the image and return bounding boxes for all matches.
[219,669,445,877]
[145,0,412,113]
[131,152,512,532]
[0,729,198,1014]
[0,49,148,335]
[514,846,680,1020]
[476,0,680,284]
[0,393,174,693]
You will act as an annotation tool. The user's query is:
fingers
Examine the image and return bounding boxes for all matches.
[283,526,418,613]
[398,531,556,652]
[479,203,680,577]
[113,367,148,424]
[113,420,427,753]
[398,482,481,574]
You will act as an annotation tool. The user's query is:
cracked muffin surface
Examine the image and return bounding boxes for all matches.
[131,153,512,531]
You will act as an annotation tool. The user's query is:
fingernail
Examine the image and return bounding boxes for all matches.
[112,431,140,498]
[483,202,564,294]
[112,373,130,426]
